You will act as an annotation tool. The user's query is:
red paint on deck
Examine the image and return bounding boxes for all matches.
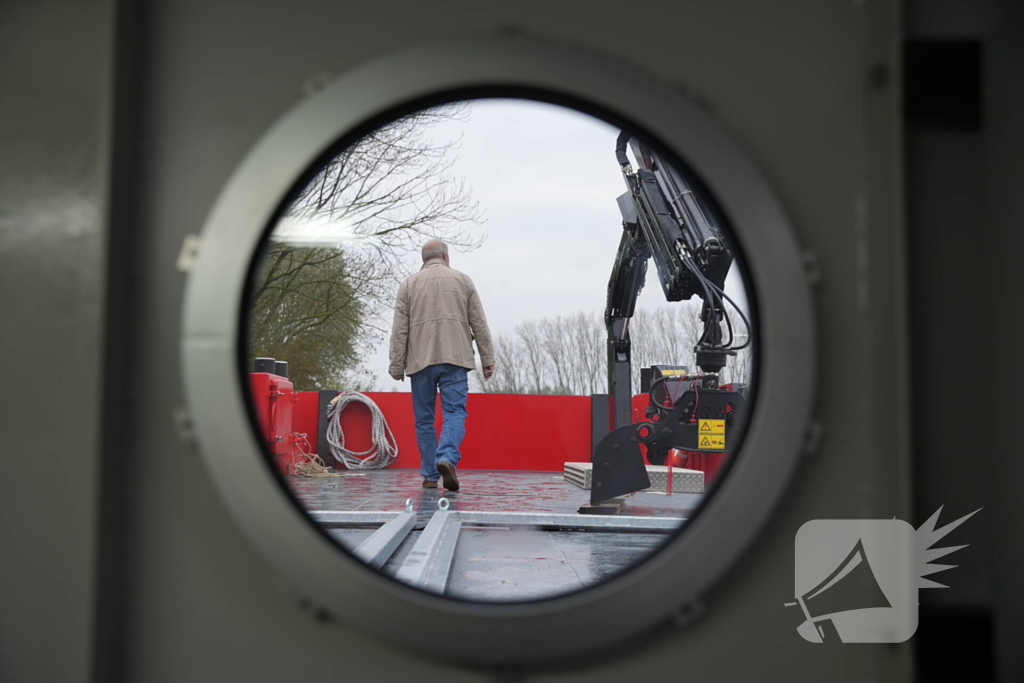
[681,450,728,483]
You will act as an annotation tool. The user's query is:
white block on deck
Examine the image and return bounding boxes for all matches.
[563,462,704,494]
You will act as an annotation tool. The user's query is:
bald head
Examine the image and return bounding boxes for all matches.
[421,239,449,263]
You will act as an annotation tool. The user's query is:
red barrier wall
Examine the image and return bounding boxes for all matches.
[299,391,593,472]
[286,389,731,483]
[291,391,322,456]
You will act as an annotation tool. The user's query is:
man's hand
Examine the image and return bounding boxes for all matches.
[482,365,495,380]
[390,372,404,382]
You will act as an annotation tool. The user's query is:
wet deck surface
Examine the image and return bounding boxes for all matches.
[289,469,701,521]
[447,528,665,601]
[289,469,703,602]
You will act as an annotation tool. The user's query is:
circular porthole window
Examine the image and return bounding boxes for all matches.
[182,35,815,664]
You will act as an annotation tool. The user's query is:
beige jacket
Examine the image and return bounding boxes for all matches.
[388,257,495,377]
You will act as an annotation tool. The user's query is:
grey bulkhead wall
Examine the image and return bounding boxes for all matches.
[989,5,1024,680]
[0,1,909,682]
[0,2,112,682]
[107,1,910,680]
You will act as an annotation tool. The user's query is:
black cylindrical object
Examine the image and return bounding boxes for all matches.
[615,130,632,168]
[253,357,276,373]
[274,361,289,378]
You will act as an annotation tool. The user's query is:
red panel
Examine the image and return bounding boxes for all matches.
[248,372,296,476]
[269,381,294,456]
[291,391,321,456]
[461,393,592,471]
[249,374,273,442]
[294,391,593,472]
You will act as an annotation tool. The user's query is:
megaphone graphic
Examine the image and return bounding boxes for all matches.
[789,538,892,643]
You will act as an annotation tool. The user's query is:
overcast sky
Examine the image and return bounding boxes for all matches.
[273,99,748,392]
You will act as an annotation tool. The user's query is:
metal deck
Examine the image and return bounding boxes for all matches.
[288,469,702,602]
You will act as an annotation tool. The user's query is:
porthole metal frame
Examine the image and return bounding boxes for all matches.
[181,34,816,664]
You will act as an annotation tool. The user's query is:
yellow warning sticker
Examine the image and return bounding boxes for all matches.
[660,369,688,376]
[698,419,726,435]
[698,434,726,450]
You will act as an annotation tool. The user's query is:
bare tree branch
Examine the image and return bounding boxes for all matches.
[249,104,486,389]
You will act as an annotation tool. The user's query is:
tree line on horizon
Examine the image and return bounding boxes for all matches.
[470,303,752,396]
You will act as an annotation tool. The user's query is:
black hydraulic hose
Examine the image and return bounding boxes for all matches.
[616,130,632,168]
[649,374,700,412]
[701,275,753,351]
[681,255,721,346]
[722,295,735,347]
[679,252,752,351]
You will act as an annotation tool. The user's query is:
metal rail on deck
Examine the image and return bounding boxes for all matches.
[351,512,416,569]
[310,509,684,532]
[310,510,402,526]
[393,510,462,594]
[312,506,685,596]
[451,511,683,531]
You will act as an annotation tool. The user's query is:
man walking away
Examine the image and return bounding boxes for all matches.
[388,239,495,491]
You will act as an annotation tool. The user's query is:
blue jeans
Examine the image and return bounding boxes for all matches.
[410,363,469,480]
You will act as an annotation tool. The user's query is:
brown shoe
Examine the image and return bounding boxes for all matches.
[422,479,438,489]
[437,461,459,491]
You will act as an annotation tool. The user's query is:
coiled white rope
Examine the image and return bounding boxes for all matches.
[325,391,399,470]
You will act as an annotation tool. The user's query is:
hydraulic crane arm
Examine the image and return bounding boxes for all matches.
[586,132,751,509]
[605,131,746,428]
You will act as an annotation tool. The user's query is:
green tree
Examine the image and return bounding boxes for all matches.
[248,243,376,390]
